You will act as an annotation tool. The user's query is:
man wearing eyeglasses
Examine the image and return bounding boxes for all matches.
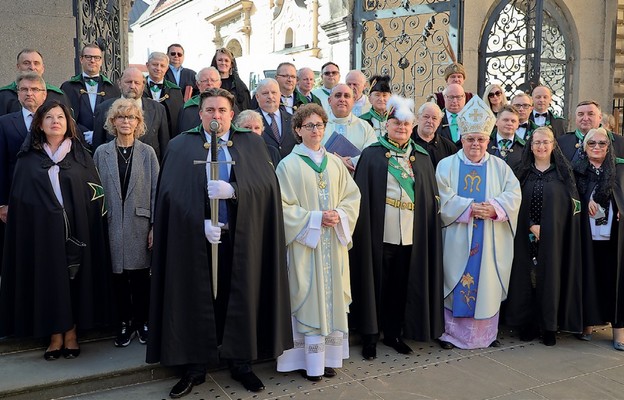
[273,62,298,114]
[61,43,120,146]
[143,52,184,139]
[312,62,340,113]
[529,85,565,137]
[435,83,466,148]
[435,96,521,350]
[488,105,525,174]
[0,49,70,117]
[165,44,197,101]
[511,93,539,140]
[558,100,624,162]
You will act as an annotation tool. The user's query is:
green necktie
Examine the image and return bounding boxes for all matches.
[449,113,458,142]
[499,139,512,149]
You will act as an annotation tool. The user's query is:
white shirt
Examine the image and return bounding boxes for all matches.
[261,109,282,136]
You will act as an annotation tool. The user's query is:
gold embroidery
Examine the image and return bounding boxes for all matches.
[463,170,481,193]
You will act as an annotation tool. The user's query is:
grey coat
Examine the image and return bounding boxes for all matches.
[94,139,159,273]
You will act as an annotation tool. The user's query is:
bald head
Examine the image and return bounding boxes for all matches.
[443,83,466,114]
[346,70,367,101]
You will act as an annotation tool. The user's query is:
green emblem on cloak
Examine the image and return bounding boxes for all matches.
[88,182,107,216]
[572,198,581,216]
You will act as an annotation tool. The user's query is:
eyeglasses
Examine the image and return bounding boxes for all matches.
[81,55,102,61]
[323,71,339,76]
[587,140,608,148]
[198,78,220,84]
[276,74,296,80]
[513,103,533,109]
[301,123,326,131]
[488,91,502,98]
[18,87,45,93]
[116,115,138,121]
[445,95,465,101]
[532,140,553,147]
[169,52,183,57]
[462,137,489,144]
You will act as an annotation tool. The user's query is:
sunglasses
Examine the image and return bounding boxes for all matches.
[169,52,183,57]
[323,71,339,76]
[488,91,502,98]
[587,140,608,148]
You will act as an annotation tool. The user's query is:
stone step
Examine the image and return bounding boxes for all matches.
[0,329,115,355]
[0,336,176,400]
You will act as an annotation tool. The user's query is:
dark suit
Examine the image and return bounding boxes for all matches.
[435,110,462,149]
[558,130,624,162]
[257,108,296,158]
[61,74,120,134]
[0,110,30,204]
[143,80,183,139]
[487,131,525,175]
[92,97,170,161]
[0,82,70,117]
[529,110,566,138]
[165,67,198,98]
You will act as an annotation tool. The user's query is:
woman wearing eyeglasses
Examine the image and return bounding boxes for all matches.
[482,84,508,117]
[573,127,624,350]
[0,100,111,360]
[210,48,251,111]
[93,98,159,348]
[275,103,360,381]
[506,127,583,346]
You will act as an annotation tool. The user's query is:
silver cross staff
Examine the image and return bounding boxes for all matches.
[193,119,235,299]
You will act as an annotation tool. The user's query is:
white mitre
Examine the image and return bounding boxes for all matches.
[457,96,496,135]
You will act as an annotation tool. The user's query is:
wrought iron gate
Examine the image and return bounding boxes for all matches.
[478,0,571,117]
[353,0,463,105]
[74,0,126,82]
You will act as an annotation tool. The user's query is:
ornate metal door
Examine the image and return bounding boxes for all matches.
[74,0,128,82]
[478,0,571,117]
[353,0,463,105]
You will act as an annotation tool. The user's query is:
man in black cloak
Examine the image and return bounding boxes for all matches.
[349,95,444,360]
[146,88,292,398]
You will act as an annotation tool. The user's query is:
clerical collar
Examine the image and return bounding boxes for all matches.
[301,143,325,164]
[459,149,487,165]
[331,113,354,125]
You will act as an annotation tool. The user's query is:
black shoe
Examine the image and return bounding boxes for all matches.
[137,323,148,344]
[436,339,455,349]
[114,322,135,347]
[519,324,538,341]
[382,337,413,354]
[169,375,205,399]
[44,347,62,361]
[299,369,323,382]
[62,347,81,359]
[323,367,336,377]
[489,339,501,348]
[232,371,265,392]
[362,343,377,360]
[542,331,556,346]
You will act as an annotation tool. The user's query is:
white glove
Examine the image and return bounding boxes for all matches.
[83,130,94,145]
[204,219,224,244]
[208,180,235,199]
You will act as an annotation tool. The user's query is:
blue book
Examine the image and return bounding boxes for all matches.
[324,131,361,158]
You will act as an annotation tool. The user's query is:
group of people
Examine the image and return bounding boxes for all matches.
[0,42,623,400]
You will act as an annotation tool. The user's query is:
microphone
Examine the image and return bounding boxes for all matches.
[209,119,220,133]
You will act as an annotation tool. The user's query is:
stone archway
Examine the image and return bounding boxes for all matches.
[226,39,243,58]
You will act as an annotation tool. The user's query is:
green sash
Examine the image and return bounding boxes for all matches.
[298,153,328,173]
[378,135,415,202]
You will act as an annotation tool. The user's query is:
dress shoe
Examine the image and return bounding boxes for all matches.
[169,375,205,399]
[362,343,377,360]
[299,370,323,382]
[575,332,592,341]
[43,347,62,361]
[323,367,336,377]
[489,339,501,348]
[614,341,624,351]
[519,324,538,341]
[63,347,81,359]
[232,370,265,392]
[542,331,556,346]
[436,339,455,349]
[382,337,413,354]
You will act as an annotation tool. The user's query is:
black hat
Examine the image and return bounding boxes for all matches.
[369,75,391,94]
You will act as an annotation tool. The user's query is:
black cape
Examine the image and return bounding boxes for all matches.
[505,166,583,332]
[146,125,292,366]
[349,142,444,341]
[0,139,111,337]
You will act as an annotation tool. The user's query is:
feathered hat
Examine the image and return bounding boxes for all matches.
[386,95,415,124]
[369,75,392,94]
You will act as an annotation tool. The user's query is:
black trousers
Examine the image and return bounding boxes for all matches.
[112,268,150,326]
[380,243,412,340]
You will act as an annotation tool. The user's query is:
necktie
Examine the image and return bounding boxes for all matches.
[449,113,458,142]
[499,139,512,149]
[25,113,33,132]
[519,122,528,129]
[149,81,163,92]
[269,113,281,142]
[85,76,99,87]
[217,138,229,224]
[535,113,548,118]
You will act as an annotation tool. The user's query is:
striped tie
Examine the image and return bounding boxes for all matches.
[269,113,280,142]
